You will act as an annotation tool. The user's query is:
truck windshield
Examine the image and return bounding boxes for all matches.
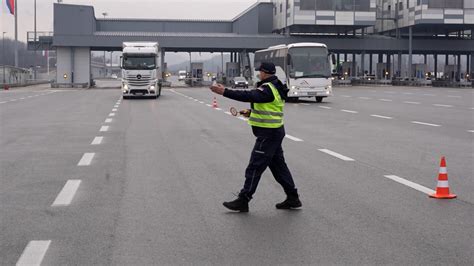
[289,47,331,79]
[122,55,156,70]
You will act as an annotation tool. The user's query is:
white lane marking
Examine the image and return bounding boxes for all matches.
[194,99,199,102]
[114,105,119,108]
[224,111,232,115]
[16,240,51,266]
[318,106,332,109]
[105,118,113,123]
[100,126,109,132]
[199,101,204,104]
[384,175,435,195]
[10,99,17,102]
[341,95,352,98]
[109,113,115,117]
[341,109,358,114]
[0,101,6,104]
[379,99,393,102]
[370,114,393,119]
[91,136,104,145]
[447,95,461,98]
[77,153,95,166]
[301,103,310,106]
[285,135,303,142]
[433,104,453,108]
[358,97,371,100]
[385,91,396,94]
[318,149,355,161]
[411,121,441,127]
[112,108,118,112]
[206,104,212,107]
[403,92,413,95]
[215,108,222,111]
[423,94,436,96]
[51,180,82,206]
[403,101,421,105]
[468,130,474,133]
[238,117,248,121]
[20,97,26,100]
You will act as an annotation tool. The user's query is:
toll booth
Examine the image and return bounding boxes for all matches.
[443,65,458,81]
[412,64,428,79]
[376,63,393,80]
[190,62,203,86]
[341,62,353,79]
[226,62,240,80]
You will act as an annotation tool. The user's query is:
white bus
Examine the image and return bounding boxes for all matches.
[254,43,335,102]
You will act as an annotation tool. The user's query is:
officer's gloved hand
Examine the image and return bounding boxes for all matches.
[240,109,251,118]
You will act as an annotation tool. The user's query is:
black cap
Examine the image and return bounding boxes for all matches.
[256,62,276,74]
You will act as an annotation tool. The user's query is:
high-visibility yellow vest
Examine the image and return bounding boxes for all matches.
[248,82,284,128]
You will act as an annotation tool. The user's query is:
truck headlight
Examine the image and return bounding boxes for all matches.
[291,85,299,90]
[123,84,129,93]
[245,82,248,85]
[150,86,156,92]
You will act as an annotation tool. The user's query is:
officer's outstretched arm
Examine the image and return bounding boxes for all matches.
[223,86,274,103]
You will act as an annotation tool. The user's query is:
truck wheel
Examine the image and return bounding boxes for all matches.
[316,97,324,103]
[123,96,129,100]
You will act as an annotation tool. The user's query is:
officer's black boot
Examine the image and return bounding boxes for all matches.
[223,196,249,212]
[276,193,302,209]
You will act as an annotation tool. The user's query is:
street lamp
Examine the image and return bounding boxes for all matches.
[2,32,6,86]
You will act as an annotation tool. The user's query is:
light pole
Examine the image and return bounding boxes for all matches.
[102,12,108,77]
[34,0,37,80]
[2,32,6,85]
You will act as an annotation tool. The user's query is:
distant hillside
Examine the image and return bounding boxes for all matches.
[168,54,231,73]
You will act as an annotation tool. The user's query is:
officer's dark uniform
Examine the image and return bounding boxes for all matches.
[222,63,301,212]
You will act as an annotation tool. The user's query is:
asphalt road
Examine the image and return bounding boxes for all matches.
[1,83,473,265]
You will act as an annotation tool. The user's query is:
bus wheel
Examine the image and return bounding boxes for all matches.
[316,97,324,103]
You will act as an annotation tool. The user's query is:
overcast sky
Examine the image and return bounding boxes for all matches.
[1,0,266,41]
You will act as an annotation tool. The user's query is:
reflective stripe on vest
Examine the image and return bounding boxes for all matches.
[248,82,284,128]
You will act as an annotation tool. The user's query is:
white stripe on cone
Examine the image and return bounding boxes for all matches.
[439,167,447,174]
[437,180,449,188]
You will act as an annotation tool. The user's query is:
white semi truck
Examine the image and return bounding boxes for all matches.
[121,42,162,99]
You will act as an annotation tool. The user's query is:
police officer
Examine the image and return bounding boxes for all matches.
[210,62,302,212]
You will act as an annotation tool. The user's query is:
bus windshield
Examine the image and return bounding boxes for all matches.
[122,55,156,70]
[289,47,330,79]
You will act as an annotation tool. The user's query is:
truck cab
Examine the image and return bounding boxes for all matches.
[121,42,162,99]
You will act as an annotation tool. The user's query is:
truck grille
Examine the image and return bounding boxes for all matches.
[126,74,152,87]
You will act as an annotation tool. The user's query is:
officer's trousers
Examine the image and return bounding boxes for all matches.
[239,126,298,200]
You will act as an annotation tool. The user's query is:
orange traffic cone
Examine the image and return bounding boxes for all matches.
[429,157,456,199]
[212,97,218,108]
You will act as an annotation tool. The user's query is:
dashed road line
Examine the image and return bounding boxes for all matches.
[318,149,355,161]
[114,105,119,108]
[285,134,303,142]
[109,113,115,117]
[411,121,441,127]
[341,95,352,98]
[51,180,82,206]
[403,101,421,105]
[16,240,51,266]
[105,118,113,123]
[433,104,453,108]
[370,114,393,119]
[78,153,95,166]
[468,130,474,133]
[100,126,109,132]
[318,106,332,109]
[358,97,371,100]
[215,108,222,111]
[224,111,232,115]
[379,99,393,102]
[384,175,435,195]
[206,104,212,107]
[91,136,104,145]
[199,101,204,104]
[423,94,436,96]
[112,108,118,111]
[0,101,6,104]
[238,117,248,121]
[301,103,310,106]
[341,109,358,114]
[402,92,413,95]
